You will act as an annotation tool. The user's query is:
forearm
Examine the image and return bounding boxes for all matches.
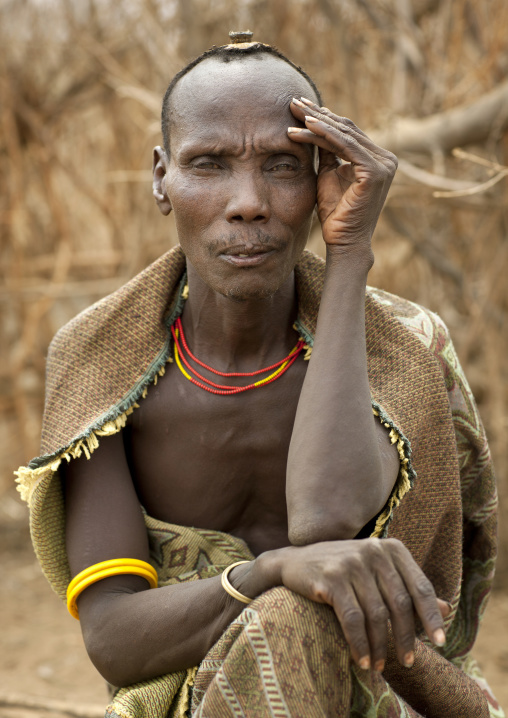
[287,247,384,543]
[78,551,280,686]
[77,536,448,688]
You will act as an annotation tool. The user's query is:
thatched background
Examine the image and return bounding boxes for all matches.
[1,0,507,582]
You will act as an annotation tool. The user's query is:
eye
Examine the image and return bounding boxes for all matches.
[265,152,300,175]
[266,156,300,176]
[193,160,222,170]
[269,162,296,172]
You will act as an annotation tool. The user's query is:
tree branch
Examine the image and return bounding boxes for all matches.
[370,80,508,154]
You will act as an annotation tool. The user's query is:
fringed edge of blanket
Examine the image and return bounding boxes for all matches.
[14,375,168,507]
[370,402,415,539]
[15,406,133,504]
[16,392,150,504]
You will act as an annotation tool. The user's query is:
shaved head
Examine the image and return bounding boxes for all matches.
[161,44,322,156]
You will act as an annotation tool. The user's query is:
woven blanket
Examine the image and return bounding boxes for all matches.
[15,246,502,717]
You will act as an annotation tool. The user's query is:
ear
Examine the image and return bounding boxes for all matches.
[152,146,172,216]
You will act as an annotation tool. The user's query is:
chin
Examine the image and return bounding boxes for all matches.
[186,251,299,302]
[218,279,277,302]
[219,269,292,302]
[224,286,277,302]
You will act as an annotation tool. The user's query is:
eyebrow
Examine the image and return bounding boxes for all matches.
[177,137,313,161]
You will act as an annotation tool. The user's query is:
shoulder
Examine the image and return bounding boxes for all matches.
[365,285,451,355]
[298,248,447,346]
[366,287,477,416]
[39,246,186,459]
[47,246,186,362]
[296,250,454,368]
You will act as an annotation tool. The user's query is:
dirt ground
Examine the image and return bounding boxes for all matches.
[1,488,507,718]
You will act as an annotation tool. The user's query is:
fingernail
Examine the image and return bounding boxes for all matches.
[434,629,446,646]
[300,97,315,106]
[291,98,306,108]
[287,127,303,133]
[374,659,385,672]
[404,651,414,668]
[305,115,320,124]
[359,656,370,670]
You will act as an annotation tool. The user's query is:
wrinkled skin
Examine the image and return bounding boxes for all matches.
[64,56,448,688]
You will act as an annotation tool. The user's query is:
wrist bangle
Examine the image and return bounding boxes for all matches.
[221,560,253,604]
[66,558,158,620]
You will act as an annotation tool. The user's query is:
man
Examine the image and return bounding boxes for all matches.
[16,38,501,718]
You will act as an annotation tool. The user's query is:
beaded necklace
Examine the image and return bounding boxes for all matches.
[170,316,305,395]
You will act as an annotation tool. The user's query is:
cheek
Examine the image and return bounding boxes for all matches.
[277,177,317,230]
[167,176,217,220]
[167,181,224,255]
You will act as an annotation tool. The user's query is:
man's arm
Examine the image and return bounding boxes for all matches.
[65,431,446,684]
[286,98,400,544]
[64,431,260,686]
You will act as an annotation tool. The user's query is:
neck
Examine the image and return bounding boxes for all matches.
[180,264,299,373]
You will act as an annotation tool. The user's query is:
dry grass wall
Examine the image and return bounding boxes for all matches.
[1,0,507,581]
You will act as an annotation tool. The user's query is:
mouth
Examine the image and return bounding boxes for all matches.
[220,246,276,267]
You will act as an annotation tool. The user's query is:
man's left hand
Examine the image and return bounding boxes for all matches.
[288,98,397,256]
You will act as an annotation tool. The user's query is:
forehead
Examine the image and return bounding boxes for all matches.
[168,55,318,142]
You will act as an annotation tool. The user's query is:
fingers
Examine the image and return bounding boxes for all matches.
[338,540,446,671]
[331,569,390,672]
[289,117,379,174]
[289,97,397,188]
[290,97,397,170]
[377,561,417,667]
[287,97,397,248]
[389,540,446,648]
[353,578,389,672]
[331,583,371,670]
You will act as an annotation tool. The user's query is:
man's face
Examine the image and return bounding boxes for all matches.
[161,55,318,300]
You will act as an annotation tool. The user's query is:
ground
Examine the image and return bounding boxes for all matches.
[0,488,506,718]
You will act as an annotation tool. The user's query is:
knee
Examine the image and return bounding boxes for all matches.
[247,586,348,652]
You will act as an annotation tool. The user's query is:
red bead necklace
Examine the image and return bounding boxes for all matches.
[171,316,305,395]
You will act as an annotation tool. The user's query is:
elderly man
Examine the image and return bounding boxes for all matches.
[16,37,501,718]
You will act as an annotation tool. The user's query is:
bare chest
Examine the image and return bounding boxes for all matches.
[125,359,307,554]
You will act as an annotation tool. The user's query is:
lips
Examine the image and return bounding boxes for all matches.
[220,244,276,267]
[223,244,272,256]
[221,250,275,267]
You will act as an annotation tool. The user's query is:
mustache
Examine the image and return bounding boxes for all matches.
[207,230,283,256]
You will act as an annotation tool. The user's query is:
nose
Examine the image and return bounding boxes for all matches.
[225,172,270,223]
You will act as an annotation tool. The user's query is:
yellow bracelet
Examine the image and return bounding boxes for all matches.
[221,560,253,605]
[66,558,158,620]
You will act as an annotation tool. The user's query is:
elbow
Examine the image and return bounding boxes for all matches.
[82,618,143,688]
[83,629,129,688]
[287,461,392,546]
[288,512,361,546]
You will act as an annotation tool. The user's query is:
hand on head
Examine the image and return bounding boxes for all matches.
[288,98,398,261]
